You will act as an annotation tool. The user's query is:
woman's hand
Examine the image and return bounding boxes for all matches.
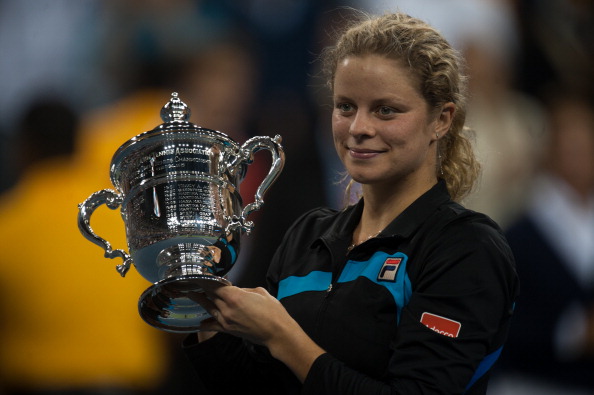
[198,285,294,345]
[197,284,326,382]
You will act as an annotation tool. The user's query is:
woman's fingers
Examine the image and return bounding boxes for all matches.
[192,285,285,343]
[184,291,224,332]
[242,286,269,295]
[186,290,217,311]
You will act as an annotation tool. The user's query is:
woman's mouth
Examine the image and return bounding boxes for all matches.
[349,148,383,159]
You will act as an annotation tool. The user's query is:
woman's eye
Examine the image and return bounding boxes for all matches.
[377,106,396,116]
[336,103,354,112]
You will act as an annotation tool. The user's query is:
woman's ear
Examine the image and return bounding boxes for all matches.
[434,102,455,139]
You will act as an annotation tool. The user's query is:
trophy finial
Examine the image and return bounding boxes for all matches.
[160,92,191,123]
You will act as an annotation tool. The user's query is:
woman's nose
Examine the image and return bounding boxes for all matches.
[349,111,375,137]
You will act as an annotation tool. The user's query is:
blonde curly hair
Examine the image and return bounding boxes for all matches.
[321,11,480,202]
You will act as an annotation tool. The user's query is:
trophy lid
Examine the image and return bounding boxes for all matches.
[109,92,240,189]
[159,92,191,123]
[113,92,236,151]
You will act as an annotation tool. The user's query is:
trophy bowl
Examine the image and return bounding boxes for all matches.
[78,92,284,332]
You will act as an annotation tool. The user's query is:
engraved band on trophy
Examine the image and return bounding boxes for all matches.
[77,92,285,333]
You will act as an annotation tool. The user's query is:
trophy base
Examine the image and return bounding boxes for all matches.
[138,274,230,333]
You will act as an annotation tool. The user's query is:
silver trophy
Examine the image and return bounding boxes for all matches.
[77,92,284,332]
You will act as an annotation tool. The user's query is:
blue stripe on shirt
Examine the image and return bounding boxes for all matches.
[277,270,332,300]
[465,346,503,392]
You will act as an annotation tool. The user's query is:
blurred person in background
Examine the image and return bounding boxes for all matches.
[490,90,594,395]
[0,97,170,395]
[511,0,594,101]
[0,0,104,193]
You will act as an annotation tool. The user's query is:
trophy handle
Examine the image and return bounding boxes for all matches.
[229,134,285,234]
[77,189,133,277]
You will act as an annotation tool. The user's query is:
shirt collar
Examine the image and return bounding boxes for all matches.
[318,179,452,248]
[383,179,451,238]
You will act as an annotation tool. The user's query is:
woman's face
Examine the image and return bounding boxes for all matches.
[332,54,452,189]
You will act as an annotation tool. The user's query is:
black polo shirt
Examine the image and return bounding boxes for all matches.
[184,180,519,395]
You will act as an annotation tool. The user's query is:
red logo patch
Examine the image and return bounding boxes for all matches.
[421,312,461,338]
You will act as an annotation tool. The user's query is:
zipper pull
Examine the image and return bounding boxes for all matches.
[326,284,333,293]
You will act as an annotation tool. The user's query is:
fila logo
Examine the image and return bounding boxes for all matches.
[420,312,461,338]
[377,257,402,282]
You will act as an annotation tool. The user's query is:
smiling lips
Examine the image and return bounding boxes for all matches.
[349,148,384,159]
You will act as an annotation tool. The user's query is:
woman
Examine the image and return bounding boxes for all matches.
[184,12,519,395]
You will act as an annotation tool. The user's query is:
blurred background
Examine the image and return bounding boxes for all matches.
[0,0,592,394]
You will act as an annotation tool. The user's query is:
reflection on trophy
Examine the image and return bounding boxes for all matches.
[77,92,285,332]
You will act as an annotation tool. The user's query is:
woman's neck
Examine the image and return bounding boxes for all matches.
[357,176,437,236]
